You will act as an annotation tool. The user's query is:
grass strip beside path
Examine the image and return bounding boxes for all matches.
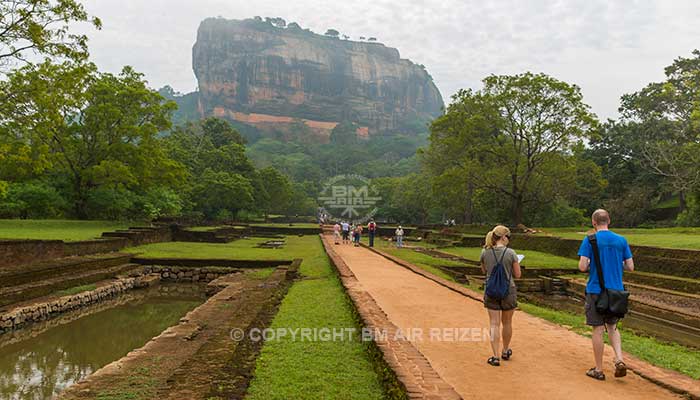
[245,235,385,399]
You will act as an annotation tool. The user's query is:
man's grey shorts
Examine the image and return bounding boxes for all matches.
[585,292,620,326]
[484,288,517,311]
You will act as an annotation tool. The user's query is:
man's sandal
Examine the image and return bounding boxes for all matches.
[487,357,500,366]
[501,349,512,360]
[614,360,627,377]
[586,367,605,380]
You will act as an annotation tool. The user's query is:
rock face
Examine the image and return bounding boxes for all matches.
[192,18,444,140]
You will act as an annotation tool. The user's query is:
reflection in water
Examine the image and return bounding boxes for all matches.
[0,285,204,400]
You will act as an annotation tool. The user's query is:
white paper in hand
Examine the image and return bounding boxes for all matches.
[517,254,525,263]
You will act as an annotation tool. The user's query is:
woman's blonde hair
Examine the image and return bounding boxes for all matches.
[484,225,511,249]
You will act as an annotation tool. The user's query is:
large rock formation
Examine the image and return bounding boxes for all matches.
[192,18,443,140]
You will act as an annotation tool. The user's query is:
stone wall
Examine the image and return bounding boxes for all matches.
[63,238,129,257]
[0,276,148,333]
[0,226,174,270]
[0,240,64,269]
[145,266,241,283]
[132,257,292,268]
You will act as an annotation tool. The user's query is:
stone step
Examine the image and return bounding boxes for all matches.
[0,263,144,310]
[0,253,133,289]
[624,271,700,294]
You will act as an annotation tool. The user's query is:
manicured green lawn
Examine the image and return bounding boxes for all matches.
[540,227,700,250]
[130,235,385,399]
[251,223,321,229]
[0,219,131,241]
[125,238,273,258]
[245,235,385,399]
[373,238,463,280]
[441,247,579,269]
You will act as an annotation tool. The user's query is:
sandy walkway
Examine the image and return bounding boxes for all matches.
[327,238,682,400]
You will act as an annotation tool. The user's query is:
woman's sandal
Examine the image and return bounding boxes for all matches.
[487,357,500,366]
[586,367,605,380]
[501,349,512,361]
[614,360,627,377]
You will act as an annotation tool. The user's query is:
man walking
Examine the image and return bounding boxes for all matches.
[395,225,404,248]
[367,219,377,247]
[578,209,634,381]
[341,221,350,244]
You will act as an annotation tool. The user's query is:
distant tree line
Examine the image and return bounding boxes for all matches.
[249,15,377,42]
[374,51,700,228]
[0,4,316,221]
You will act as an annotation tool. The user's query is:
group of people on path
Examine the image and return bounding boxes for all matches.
[328,209,632,381]
[481,209,634,382]
[332,219,405,248]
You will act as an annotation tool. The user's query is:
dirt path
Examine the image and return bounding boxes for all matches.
[326,237,682,400]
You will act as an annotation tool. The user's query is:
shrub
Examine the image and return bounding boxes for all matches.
[85,186,137,220]
[0,181,66,218]
[604,187,653,227]
[529,199,587,227]
[137,187,184,219]
[676,194,700,227]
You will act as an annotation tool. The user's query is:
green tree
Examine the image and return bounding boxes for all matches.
[0,0,102,71]
[191,169,254,219]
[257,167,292,218]
[324,29,339,38]
[422,89,490,223]
[425,73,598,225]
[619,49,700,211]
[0,61,184,217]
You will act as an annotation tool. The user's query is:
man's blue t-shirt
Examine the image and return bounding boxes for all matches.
[578,230,632,294]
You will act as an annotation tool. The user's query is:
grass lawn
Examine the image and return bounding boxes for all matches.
[129,235,385,399]
[372,239,464,282]
[441,247,579,269]
[245,235,385,399]
[53,284,97,297]
[125,237,273,258]
[188,225,247,232]
[380,244,700,379]
[0,219,131,242]
[251,223,321,229]
[539,227,700,250]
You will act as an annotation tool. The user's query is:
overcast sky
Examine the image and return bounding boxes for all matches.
[74,0,700,120]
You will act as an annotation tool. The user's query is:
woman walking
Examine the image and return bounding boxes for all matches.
[353,224,363,247]
[480,225,521,366]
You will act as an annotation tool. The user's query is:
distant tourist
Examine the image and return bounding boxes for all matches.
[481,225,521,367]
[341,221,350,244]
[395,226,404,248]
[367,219,377,247]
[333,222,341,245]
[353,224,363,247]
[578,209,634,380]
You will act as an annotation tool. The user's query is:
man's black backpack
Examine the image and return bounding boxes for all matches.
[588,233,630,318]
